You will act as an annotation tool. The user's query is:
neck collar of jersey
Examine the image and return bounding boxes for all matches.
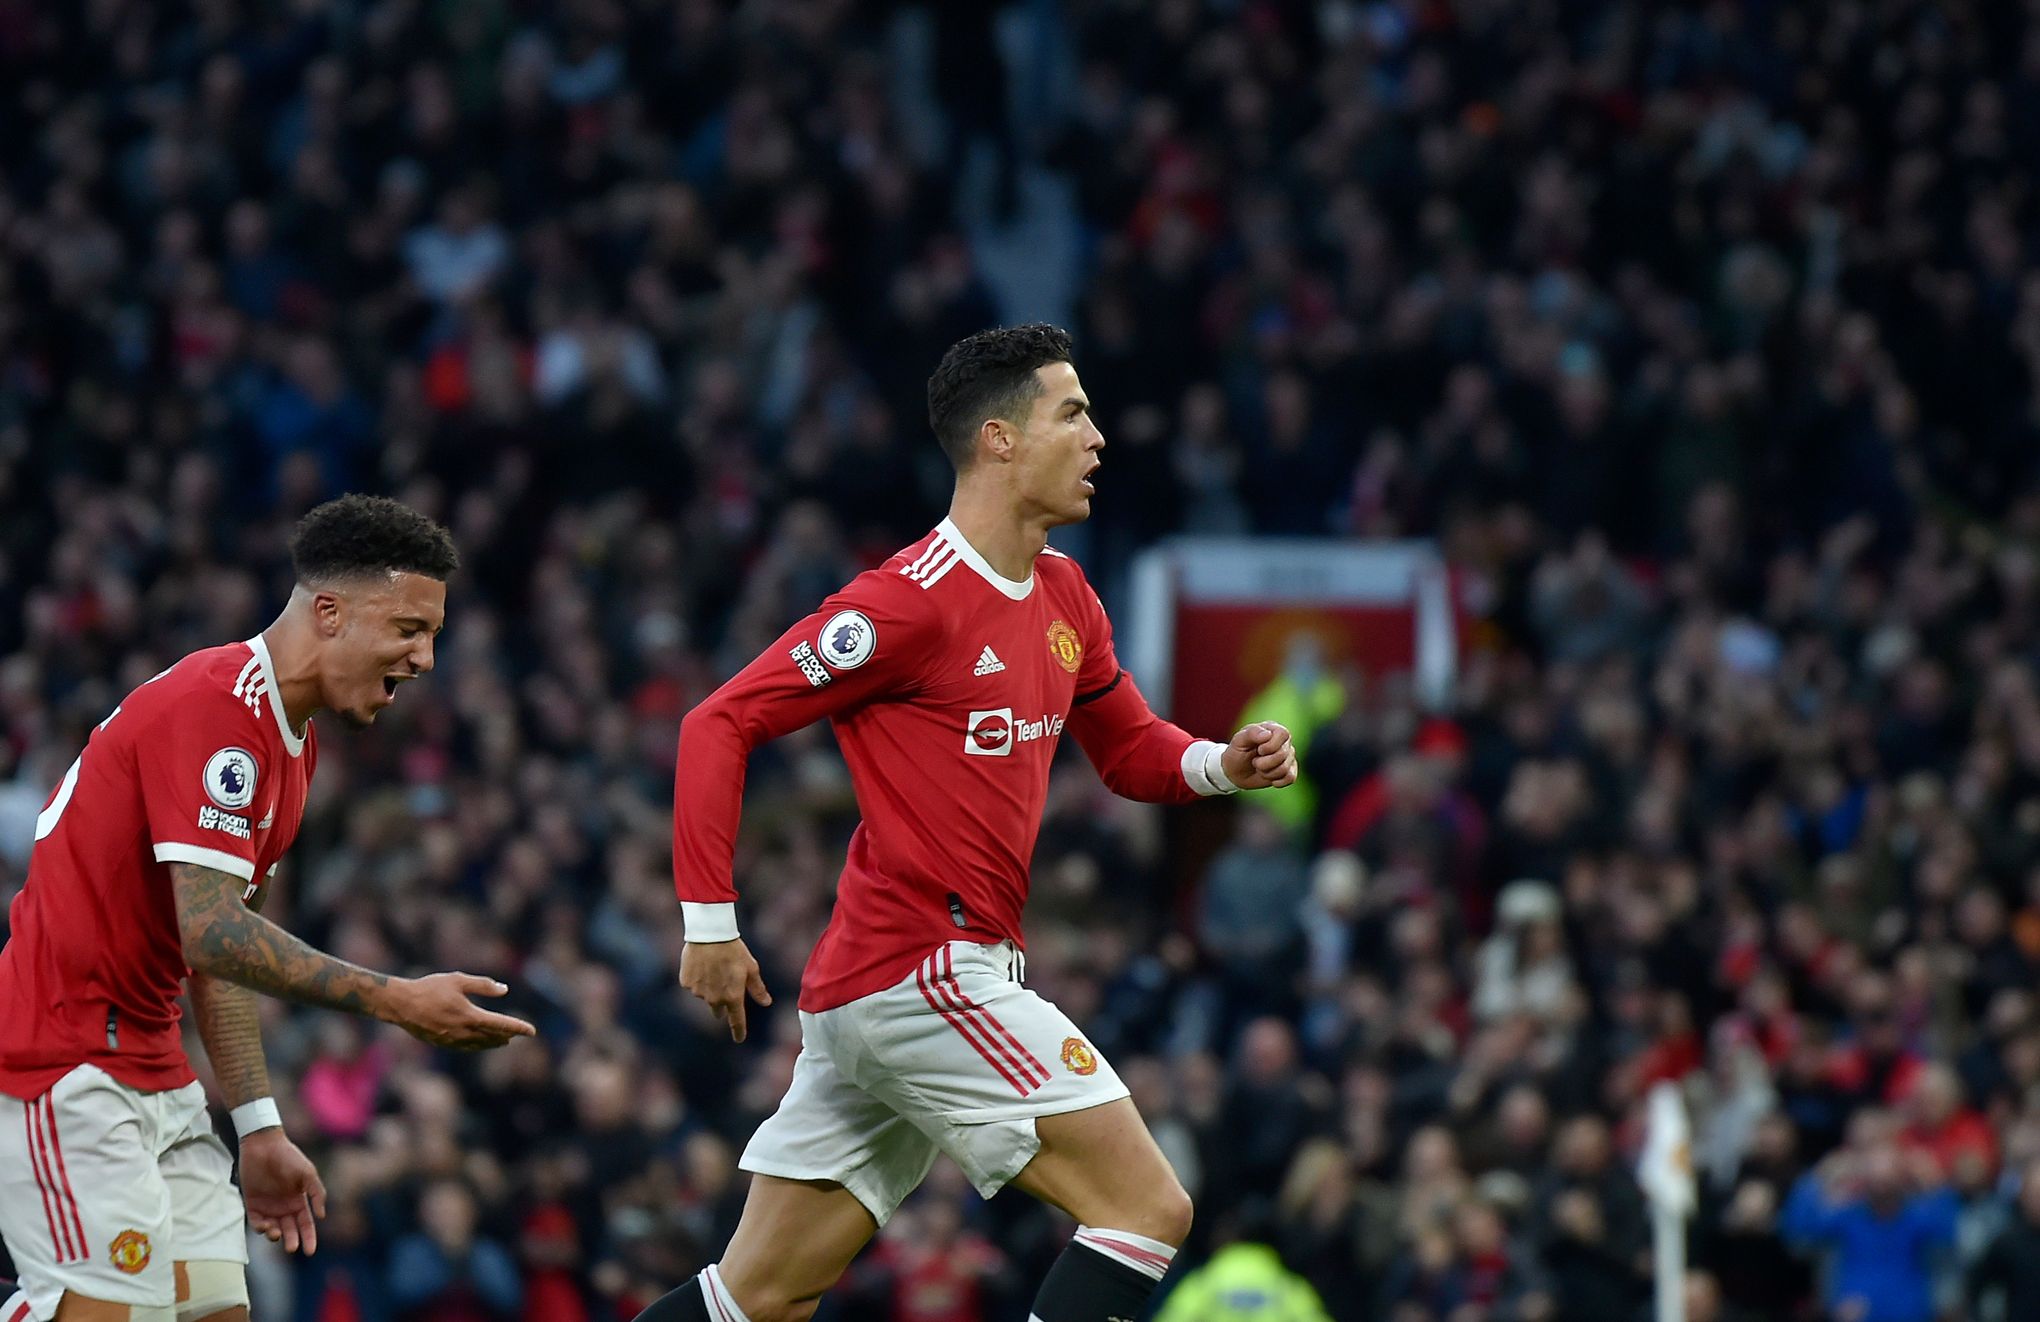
[246,633,307,757]
[935,518,1034,600]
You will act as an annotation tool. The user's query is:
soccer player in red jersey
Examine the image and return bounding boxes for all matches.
[647,325,1298,1322]
[0,496,535,1322]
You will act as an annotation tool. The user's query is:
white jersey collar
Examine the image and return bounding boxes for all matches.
[935,518,1035,601]
[246,633,307,757]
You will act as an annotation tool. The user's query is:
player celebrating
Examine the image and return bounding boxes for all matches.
[649,324,1298,1322]
[0,495,535,1322]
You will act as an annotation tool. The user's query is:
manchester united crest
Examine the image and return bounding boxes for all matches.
[109,1229,151,1275]
[1060,1036,1098,1076]
[1046,621,1082,674]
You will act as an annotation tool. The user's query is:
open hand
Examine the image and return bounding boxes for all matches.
[388,972,537,1049]
[1221,722,1298,790]
[680,937,773,1042]
[239,1128,326,1254]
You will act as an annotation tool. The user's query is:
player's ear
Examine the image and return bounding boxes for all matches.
[979,417,1014,463]
[311,588,345,637]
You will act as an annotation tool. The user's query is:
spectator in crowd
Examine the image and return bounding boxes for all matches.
[1969,1158,2040,1322]
[1781,1139,1959,1322]
[387,1178,525,1321]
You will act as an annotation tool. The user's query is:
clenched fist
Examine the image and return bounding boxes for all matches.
[1221,721,1299,790]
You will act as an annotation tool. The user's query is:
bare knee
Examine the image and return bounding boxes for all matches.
[1142,1179,1194,1247]
[1085,1176,1194,1246]
[717,1275,823,1322]
[719,1256,834,1322]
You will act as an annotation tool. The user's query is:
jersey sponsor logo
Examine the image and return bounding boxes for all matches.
[788,640,831,688]
[203,748,258,810]
[109,1228,151,1274]
[1060,1036,1099,1076]
[197,805,252,840]
[819,610,876,670]
[972,645,1006,676]
[964,708,1064,756]
[1046,620,1082,673]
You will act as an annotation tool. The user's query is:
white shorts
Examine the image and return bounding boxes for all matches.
[741,940,1130,1224]
[0,1065,244,1317]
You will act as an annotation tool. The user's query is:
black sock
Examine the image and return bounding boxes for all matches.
[1030,1238,1168,1322]
[635,1274,712,1322]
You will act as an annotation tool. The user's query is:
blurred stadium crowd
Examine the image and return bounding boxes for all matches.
[7,0,2040,1320]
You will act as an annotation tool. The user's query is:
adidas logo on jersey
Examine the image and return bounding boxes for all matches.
[972,646,1006,676]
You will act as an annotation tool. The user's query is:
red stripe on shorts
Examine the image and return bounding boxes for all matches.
[939,946,1050,1087]
[931,947,1046,1091]
[25,1097,77,1263]
[39,1096,88,1263]
[9,1300,31,1322]
[918,954,1033,1096]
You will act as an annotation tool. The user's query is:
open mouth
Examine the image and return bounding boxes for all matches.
[1080,463,1099,493]
[381,675,402,698]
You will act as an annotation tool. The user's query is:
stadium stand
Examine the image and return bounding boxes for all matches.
[5,1,2040,1320]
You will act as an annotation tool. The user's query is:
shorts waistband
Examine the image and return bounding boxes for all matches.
[949,938,1025,984]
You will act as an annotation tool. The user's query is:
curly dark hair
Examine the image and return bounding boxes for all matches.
[925,323,1074,470]
[289,494,459,584]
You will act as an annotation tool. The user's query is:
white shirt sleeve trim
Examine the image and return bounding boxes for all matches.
[681,902,740,942]
[1182,740,1241,797]
[153,842,257,881]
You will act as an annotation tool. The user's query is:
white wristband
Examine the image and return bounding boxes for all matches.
[681,901,740,942]
[1182,740,1241,796]
[230,1097,282,1139]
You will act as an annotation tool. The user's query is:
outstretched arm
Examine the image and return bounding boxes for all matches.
[173,861,395,1015]
[170,862,535,1048]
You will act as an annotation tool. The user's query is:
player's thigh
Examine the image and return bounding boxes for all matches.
[717,1175,880,1307]
[157,1097,245,1272]
[1008,1096,1193,1241]
[731,1017,924,1294]
[849,942,1135,1204]
[0,1068,178,1316]
[169,1259,247,1322]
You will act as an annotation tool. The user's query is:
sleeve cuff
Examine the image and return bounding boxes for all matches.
[681,901,740,942]
[152,843,257,881]
[1182,740,1240,797]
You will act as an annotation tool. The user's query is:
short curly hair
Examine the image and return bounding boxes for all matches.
[289,494,459,585]
[925,323,1074,470]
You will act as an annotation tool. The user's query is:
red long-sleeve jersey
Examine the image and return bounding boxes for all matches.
[674,520,1236,1011]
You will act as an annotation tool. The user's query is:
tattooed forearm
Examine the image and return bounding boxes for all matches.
[190,972,272,1108]
[169,863,393,1019]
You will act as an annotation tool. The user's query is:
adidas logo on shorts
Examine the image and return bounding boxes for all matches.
[972,646,1006,676]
